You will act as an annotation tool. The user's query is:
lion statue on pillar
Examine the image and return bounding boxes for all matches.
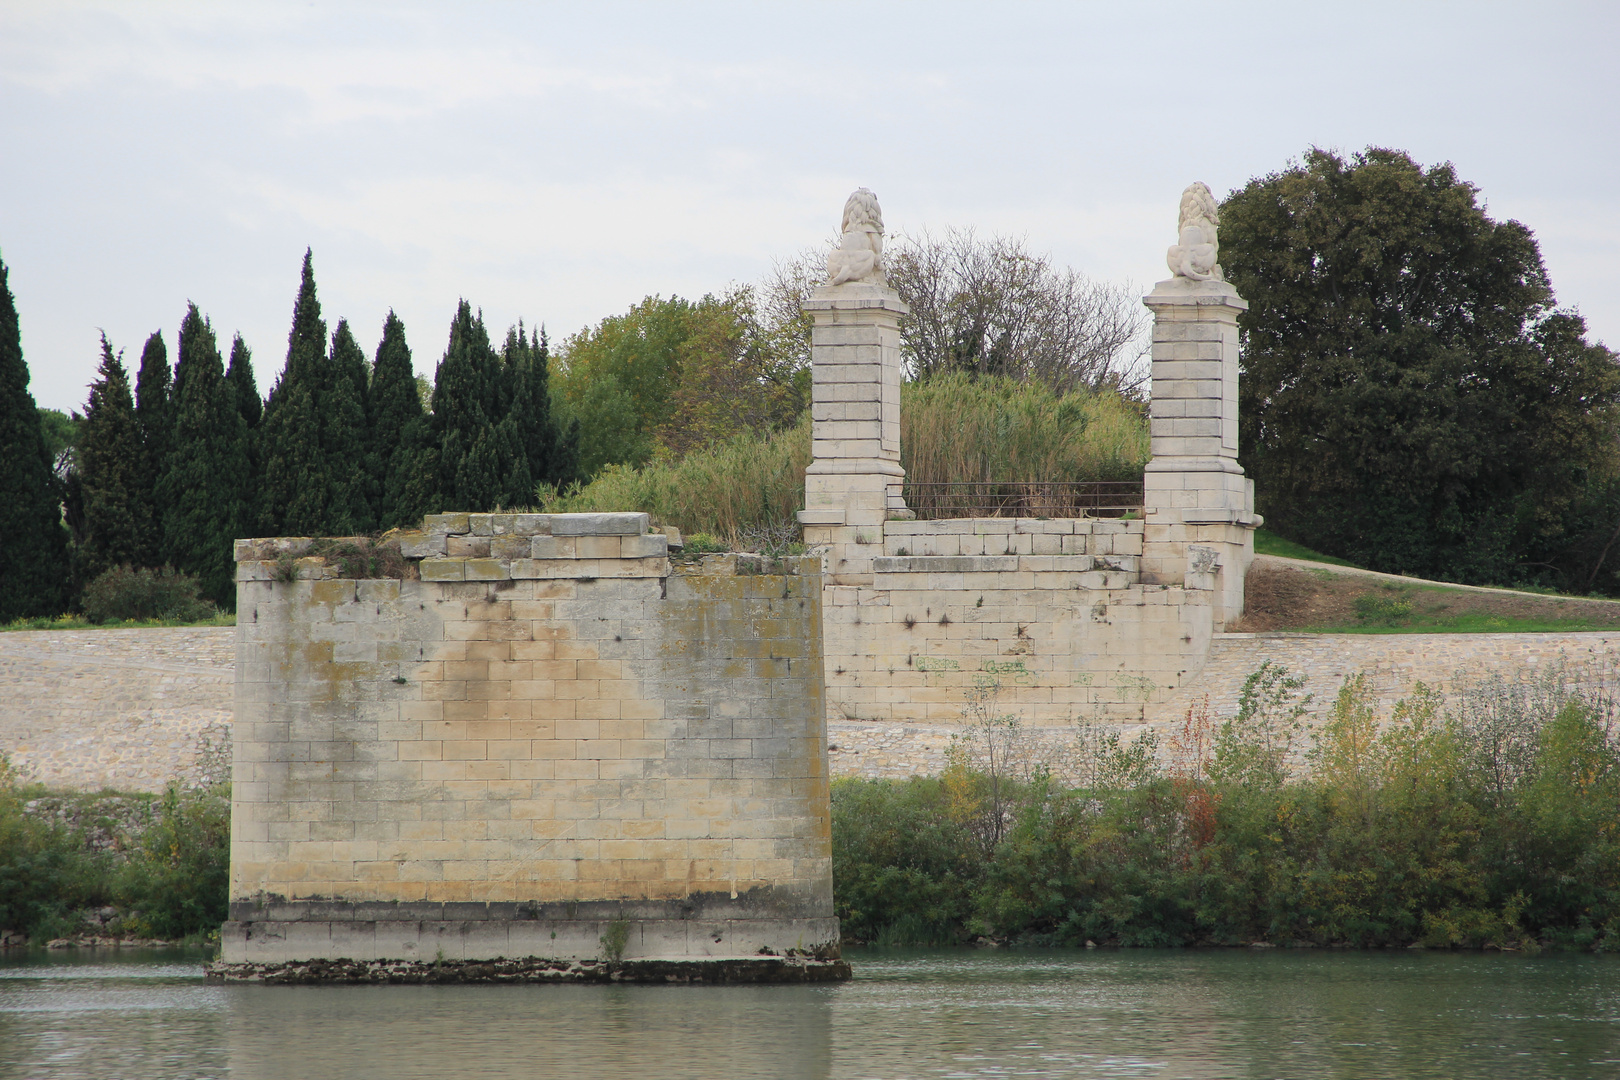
[1166,181,1223,282]
[826,188,885,286]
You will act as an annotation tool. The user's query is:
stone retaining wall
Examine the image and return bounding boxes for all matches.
[821,516,1217,728]
[8,627,1619,787]
[0,627,233,792]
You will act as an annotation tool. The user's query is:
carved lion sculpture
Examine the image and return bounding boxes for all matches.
[1166,181,1223,282]
[826,187,885,286]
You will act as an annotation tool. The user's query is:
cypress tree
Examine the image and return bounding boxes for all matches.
[158,304,250,607]
[226,334,262,428]
[369,311,425,528]
[132,330,170,566]
[325,319,373,533]
[0,254,71,619]
[75,334,145,581]
[226,334,262,530]
[424,301,505,511]
[258,250,330,536]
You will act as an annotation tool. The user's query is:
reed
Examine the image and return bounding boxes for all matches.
[541,375,1149,542]
[901,373,1147,486]
[541,414,812,541]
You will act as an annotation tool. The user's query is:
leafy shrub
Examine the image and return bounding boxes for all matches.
[831,662,1620,950]
[681,533,726,555]
[113,781,230,940]
[0,756,108,937]
[80,565,216,624]
[0,753,229,943]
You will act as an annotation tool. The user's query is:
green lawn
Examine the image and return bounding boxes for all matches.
[1253,528,1360,567]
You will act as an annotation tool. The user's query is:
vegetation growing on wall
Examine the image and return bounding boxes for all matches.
[834,664,1620,951]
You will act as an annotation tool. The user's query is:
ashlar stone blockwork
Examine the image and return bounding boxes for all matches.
[224,512,839,973]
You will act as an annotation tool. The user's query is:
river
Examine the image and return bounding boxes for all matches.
[3,947,1618,1078]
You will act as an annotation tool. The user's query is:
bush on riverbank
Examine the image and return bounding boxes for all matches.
[833,663,1620,950]
[0,757,230,944]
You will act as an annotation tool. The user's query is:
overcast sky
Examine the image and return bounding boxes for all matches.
[2,1,1616,415]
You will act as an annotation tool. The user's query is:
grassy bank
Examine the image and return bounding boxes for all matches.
[1238,563,1620,634]
[9,661,1617,954]
[834,665,1620,950]
[1253,529,1358,566]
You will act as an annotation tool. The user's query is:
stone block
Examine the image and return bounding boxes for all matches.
[420,559,466,582]
[621,534,670,559]
[551,512,650,537]
[447,535,492,558]
[423,513,471,533]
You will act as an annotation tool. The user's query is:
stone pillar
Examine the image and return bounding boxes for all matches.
[797,282,911,584]
[1141,277,1261,628]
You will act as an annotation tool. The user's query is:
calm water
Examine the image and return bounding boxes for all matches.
[2,947,1618,1079]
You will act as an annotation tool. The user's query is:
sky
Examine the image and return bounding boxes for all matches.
[2,1,1616,415]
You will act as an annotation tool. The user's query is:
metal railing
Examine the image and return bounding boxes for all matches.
[901,480,1144,520]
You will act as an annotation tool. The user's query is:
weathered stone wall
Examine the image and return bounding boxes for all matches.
[826,630,1620,777]
[1154,630,1620,730]
[224,512,835,965]
[13,624,1619,787]
[822,516,1215,727]
[0,627,232,791]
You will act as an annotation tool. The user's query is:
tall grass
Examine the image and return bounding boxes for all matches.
[902,372,1147,486]
[541,413,813,540]
[541,374,1149,542]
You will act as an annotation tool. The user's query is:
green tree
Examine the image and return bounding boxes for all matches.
[74,334,146,581]
[413,301,508,512]
[552,295,694,475]
[36,408,80,464]
[552,291,806,475]
[368,311,426,528]
[1222,147,1620,584]
[659,287,808,459]
[132,331,171,567]
[0,255,71,618]
[226,334,262,428]
[258,251,326,535]
[157,304,250,606]
[499,322,579,502]
[325,319,374,532]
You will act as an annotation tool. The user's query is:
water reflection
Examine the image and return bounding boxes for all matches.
[2,947,1619,1079]
[223,982,833,1080]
